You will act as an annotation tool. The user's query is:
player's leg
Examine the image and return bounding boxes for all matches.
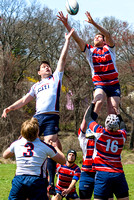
[34,113,61,196]
[112,172,129,200]
[79,171,95,200]
[52,192,62,200]
[106,83,121,115]
[66,191,79,200]
[29,176,48,200]
[44,133,62,150]
[8,176,27,200]
[94,171,113,200]
[44,133,62,193]
[43,114,61,195]
[45,134,58,195]
[107,96,120,115]
[93,87,107,115]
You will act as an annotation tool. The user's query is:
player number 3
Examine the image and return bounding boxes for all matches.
[23,142,34,157]
[106,139,118,153]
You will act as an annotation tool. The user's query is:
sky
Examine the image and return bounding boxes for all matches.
[27,0,134,28]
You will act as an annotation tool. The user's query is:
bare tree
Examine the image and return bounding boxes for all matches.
[0,0,65,152]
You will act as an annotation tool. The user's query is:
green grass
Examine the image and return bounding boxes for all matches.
[0,163,134,200]
[0,164,16,200]
[123,165,134,200]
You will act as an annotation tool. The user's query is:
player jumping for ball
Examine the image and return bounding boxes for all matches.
[2,28,74,195]
[57,11,121,116]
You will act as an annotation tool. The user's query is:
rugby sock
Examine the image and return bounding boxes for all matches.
[47,157,56,186]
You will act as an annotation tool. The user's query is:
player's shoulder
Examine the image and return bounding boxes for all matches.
[10,137,26,147]
[84,44,94,51]
[39,140,57,153]
[72,163,81,170]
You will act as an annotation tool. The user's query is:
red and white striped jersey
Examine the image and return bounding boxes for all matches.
[88,121,127,173]
[84,44,119,86]
[78,128,95,172]
[56,163,81,193]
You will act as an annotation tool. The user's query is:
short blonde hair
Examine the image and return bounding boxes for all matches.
[21,118,39,141]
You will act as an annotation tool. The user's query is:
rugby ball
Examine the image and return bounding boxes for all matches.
[66,0,79,15]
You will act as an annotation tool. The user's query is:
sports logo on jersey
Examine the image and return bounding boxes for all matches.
[37,84,50,94]
[25,160,30,164]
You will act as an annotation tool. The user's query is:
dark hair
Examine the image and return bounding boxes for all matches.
[37,60,50,71]
[95,33,105,41]
[67,149,77,160]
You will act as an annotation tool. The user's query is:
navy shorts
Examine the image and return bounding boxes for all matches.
[94,83,121,97]
[34,114,60,136]
[79,171,95,199]
[94,171,129,199]
[8,175,48,200]
[55,187,79,199]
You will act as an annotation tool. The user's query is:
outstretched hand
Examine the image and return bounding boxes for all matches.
[1,108,9,118]
[85,11,94,24]
[65,28,74,40]
[57,11,68,26]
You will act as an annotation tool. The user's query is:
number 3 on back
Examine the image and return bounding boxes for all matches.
[23,142,34,157]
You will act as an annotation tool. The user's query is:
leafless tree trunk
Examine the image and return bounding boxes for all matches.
[120,106,134,149]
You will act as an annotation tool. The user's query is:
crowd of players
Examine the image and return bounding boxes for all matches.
[2,11,129,200]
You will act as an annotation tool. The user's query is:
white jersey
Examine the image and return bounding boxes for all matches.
[9,137,57,178]
[28,70,64,115]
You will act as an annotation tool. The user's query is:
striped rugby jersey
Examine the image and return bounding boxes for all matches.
[28,70,63,115]
[84,44,119,86]
[56,163,81,193]
[78,128,95,172]
[88,121,127,173]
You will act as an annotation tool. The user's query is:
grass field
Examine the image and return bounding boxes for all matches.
[0,163,134,200]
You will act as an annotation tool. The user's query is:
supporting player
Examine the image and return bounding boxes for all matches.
[84,103,129,200]
[78,107,97,200]
[3,117,66,200]
[57,11,121,115]
[2,28,74,195]
[52,149,81,200]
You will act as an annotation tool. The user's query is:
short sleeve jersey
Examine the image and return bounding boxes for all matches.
[84,44,119,86]
[88,120,127,173]
[56,163,81,193]
[28,70,64,114]
[9,137,57,177]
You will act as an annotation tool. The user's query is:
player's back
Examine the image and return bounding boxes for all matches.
[93,128,126,173]
[10,137,56,177]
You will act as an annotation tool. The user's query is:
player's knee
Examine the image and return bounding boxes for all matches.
[44,134,58,143]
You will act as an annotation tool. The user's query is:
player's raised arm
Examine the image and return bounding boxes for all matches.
[57,11,86,51]
[1,94,34,118]
[85,11,114,47]
[56,28,74,72]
